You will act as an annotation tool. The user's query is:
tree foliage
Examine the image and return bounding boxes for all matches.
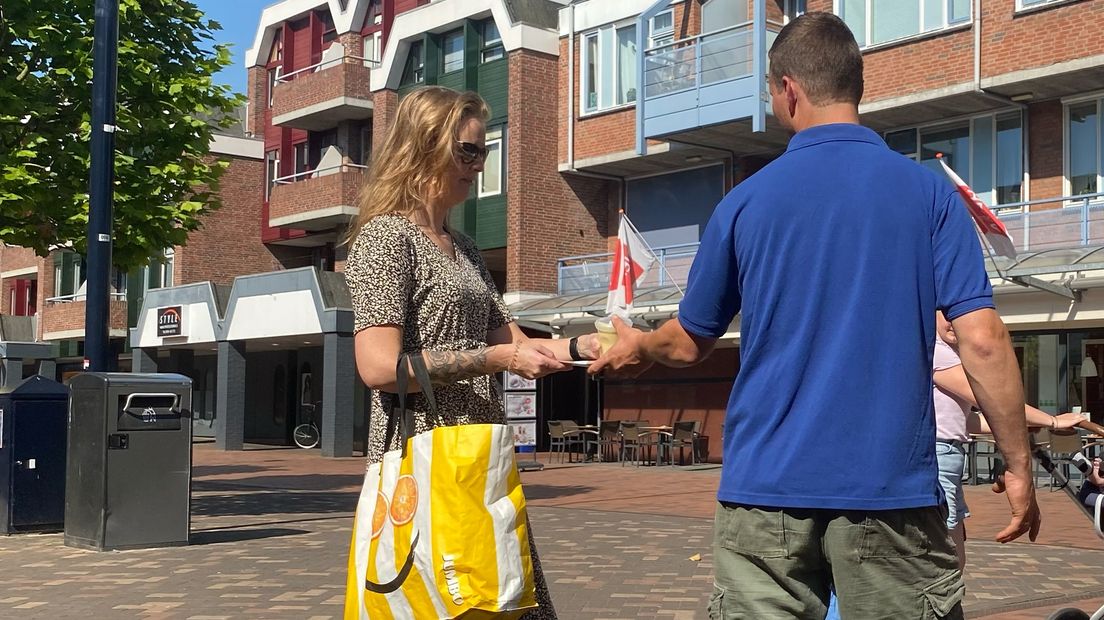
[0,0,243,268]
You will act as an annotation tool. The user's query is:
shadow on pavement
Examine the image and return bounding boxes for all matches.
[522,484,596,500]
[192,464,269,478]
[193,474,365,492]
[191,490,358,517]
[189,527,310,546]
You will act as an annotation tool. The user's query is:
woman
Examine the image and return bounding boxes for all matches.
[344,86,597,619]
[932,310,1081,568]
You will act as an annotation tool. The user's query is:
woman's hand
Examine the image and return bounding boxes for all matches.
[510,342,572,379]
[576,333,601,360]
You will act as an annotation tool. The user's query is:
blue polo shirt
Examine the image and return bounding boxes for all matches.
[679,123,993,510]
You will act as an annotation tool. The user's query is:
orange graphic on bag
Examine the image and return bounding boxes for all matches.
[389,475,418,526]
[371,491,389,539]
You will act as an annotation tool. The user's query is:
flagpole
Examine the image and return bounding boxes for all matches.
[621,211,686,296]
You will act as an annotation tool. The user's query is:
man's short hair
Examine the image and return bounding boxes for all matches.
[768,12,864,106]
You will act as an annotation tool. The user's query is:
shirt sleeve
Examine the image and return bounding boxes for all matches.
[932,338,963,372]
[677,202,741,339]
[344,219,414,334]
[932,189,995,321]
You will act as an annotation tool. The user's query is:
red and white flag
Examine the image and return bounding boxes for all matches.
[936,154,1017,259]
[606,212,658,318]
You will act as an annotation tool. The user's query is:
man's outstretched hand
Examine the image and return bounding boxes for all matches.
[588,317,654,378]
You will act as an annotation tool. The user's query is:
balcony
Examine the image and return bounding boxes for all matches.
[558,243,699,295]
[271,54,376,131]
[555,192,1104,296]
[41,294,128,341]
[268,164,367,232]
[636,0,788,156]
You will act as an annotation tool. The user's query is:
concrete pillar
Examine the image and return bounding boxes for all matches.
[132,347,158,373]
[321,332,355,457]
[215,340,247,451]
[37,359,56,381]
[1,358,21,389]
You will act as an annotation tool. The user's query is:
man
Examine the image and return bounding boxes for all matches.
[589,12,1040,619]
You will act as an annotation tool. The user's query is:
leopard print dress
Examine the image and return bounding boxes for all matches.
[345,214,557,619]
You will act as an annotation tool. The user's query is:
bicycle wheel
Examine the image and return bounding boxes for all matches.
[293,423,320,449]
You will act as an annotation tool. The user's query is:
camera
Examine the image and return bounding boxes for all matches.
[1071,453,1104,477]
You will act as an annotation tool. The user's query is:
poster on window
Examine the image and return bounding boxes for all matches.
[505,392,536,419]
[504,371,536,391]
[508,418,537,447]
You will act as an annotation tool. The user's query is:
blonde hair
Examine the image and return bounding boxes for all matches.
[346,86,490,242]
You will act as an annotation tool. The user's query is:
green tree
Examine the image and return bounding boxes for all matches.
[0,0,243,268]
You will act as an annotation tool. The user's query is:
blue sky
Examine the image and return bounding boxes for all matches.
[195,0,272,94]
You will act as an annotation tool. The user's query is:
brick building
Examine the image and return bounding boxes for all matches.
[499,0,1104,460]
[8,0,1104,461]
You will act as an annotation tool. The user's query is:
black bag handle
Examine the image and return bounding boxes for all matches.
[385,352,440,457]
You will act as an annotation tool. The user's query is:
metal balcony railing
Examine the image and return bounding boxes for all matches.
[994,192,1104,252]
[556,193,1104,295]
[46,292,126,303]
[643,21,779,100]
[273,163,368,185]
[274,55,380,84]
[557,242,699,295]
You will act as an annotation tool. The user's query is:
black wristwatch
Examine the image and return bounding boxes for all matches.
[568,337,583,361]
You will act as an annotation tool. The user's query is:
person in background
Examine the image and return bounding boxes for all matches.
[933,310,1081,567]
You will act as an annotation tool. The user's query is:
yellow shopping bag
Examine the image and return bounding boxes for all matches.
[344,354,537,620]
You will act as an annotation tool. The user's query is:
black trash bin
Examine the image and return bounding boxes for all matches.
[0,375,69,535]
[64,373,192,551]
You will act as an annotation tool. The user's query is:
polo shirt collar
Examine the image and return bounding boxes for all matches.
[785,123,885,153]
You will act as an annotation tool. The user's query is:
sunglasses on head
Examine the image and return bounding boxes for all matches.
[455,141,488,164]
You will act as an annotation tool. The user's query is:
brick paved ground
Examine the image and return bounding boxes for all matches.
[0,442,1101,619]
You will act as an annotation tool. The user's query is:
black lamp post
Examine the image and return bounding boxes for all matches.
[84,0,119,371]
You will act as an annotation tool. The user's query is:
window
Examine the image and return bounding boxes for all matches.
[269,29,283,63]
[293,142,308,176]
[784,0,806,22]
[1067,100,1100,196]
[401,40,425,85]
[482,20,504,63]
[838,0,970,48]
[885,112,1025,206]
[442,30,464,74]
[703,0,748,31]
[995,113,1023,204]
[1018,0,1067,8]
[363,31,382,63]
[160,248,175,289]
[319,12,337,45]
[581,22,637,114]
[267,67,280,107]
[265,149,280,200]
[479,126,504,197]
[649,10,674,47]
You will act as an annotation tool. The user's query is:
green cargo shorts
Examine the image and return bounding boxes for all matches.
[709,503,964,619]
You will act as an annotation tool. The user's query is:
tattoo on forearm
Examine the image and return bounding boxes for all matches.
[423,348,489,384]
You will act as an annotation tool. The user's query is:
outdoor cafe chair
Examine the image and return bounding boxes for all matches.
[560,420,597,462]
[597,420,622,462]
[547,420,584,464]
[669,420,702,465]
[619,421,659,466]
